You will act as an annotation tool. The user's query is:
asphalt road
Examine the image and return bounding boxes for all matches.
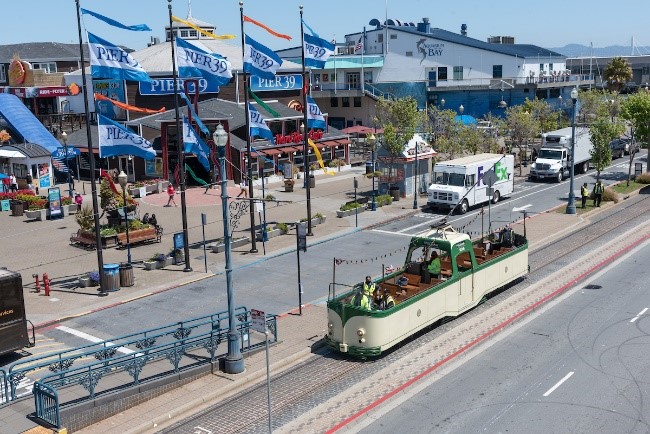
[358,240,650,434]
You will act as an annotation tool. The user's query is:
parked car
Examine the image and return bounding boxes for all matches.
[609,137,639,159]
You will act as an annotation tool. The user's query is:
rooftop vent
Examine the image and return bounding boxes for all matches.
[461,24,467,36]
[487,36,515,44]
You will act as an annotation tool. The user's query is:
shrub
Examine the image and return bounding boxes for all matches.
[340,202,364,211]
[169,248,183,259]
[602,187,619,203]
[636,172,650,184]
[150,253,167,263]
[0,189,34,200]
[276,222,289,233]
[99,227,117,237]
[375,194,393,207]
[87,271,100,284]
[314,212,324,220]
[75,205,95,231]
[265,193,276,201]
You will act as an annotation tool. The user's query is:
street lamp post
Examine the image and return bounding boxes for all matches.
[558,95,563,126]
[61,131,73,198]
[213,124,244,374]
[413,140,418,209]
[367,132,377,211]
[299,122,313,235]
[117,171,132,265]
[459,104,464,124]
[566,88,579,215]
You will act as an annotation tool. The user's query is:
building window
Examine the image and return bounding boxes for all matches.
[189,30,198,38]
[549,63,553,72]
[539,63,544,72]
[330,97,338,107]
[0,65,5,82]
[642,66,650,74]
[353,97,361,107]
[390,34,397,39]
[438,67,448,80]
[180,30,190,38]
[493,65,502,78]
[33,63,57,73]
[453,66,463,80]
[378,34,383,43]
[342,97,350,107]
[406,51,413,57]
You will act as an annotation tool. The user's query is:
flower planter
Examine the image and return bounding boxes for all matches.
[256,228,282,241]
[212,237,250,253]
[172,254,185,265]
[25,209,47,221]
[78,277,92,287]
[336,207,366,218]
[143,261,159,271]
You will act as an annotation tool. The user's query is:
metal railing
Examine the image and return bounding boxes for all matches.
[0,369,7,405]
[31,309,277,429]
[4,307,247,402]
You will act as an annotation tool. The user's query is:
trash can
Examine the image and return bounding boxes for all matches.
[102,263,120,292]
[389,186,400,201]
[309,175,315,188]
[119,262,134,287]
[365,161,374,174]
[10,200,24,217]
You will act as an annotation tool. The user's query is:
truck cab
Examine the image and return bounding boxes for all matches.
[529,144,568,183]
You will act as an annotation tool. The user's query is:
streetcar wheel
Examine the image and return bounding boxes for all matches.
[458,199,469,214]
[492,190,500,204]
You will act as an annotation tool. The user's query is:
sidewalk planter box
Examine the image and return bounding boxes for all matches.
[336,207,366,218]
[284,180,295,192]
[25,209,47,221]
[70,230,118,248]
[172,253,185,265]
[62,203,77,217]
[256,228,283,241]
[78,276,92,287]
[117,227,158,246]
[143,261,159,271]
[211,236,250,253]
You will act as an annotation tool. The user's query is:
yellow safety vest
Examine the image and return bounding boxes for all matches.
[363,282,376,296]
[581,186,589,197]
[594,182,604,194]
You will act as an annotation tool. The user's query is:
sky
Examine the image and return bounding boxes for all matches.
[2,0,648,53]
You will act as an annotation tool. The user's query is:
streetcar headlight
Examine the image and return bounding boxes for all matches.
[359,338,366,343]
[328,322,333,329]
[356,328,365,337]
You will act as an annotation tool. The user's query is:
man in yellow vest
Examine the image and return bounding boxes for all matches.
[363,275,376,298]
[593,180,604,207]
[580,182,589,209]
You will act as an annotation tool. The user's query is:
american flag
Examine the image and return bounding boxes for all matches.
[354,36,363,53]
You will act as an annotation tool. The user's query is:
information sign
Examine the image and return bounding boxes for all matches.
[251,308,267,334]
[48,187,62,219]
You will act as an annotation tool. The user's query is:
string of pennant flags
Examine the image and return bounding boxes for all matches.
[334,245,409,266]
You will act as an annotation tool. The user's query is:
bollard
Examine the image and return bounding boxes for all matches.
[33,273,41,293]
[43,273,51,297]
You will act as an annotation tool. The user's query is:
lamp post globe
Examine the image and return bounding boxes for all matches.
[440,98,445,108]
[117,170,132,265]
[459,104,464,123]
[566,88,578,215]
[367,132,377,211]
[212,123,244,374]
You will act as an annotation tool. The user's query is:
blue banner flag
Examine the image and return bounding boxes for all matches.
[88,33,152,82]
[303,33,335,69]
[182,117,210,172]
[248,103,275,143]
[306,96,326,130]
[176,37,232,86]
[81,8,151,31]
[179,92,209,135]
[243,35,283,80]
[98,115,156,160]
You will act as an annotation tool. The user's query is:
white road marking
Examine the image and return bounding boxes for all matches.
[56,325,135,354]
[543,371,574,397]
[630,307,648,323]
[512,204,532,212]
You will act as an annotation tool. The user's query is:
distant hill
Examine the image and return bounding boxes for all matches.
[547,43,650,58]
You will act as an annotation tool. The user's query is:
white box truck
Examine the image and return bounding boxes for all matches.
[529,126,592,183]
[427,153,514,214]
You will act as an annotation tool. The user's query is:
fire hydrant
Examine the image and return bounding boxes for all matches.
[43,273,51,297]
[33,273,41,293]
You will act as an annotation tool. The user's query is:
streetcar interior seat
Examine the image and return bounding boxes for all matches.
[440,258,452,278]
[399,273,421,291]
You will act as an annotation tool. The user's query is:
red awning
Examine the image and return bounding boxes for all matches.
[335,138,351,145]
[262,148,282,156]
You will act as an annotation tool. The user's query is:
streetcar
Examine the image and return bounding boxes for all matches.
[0,269,34,356]
[325,226,529,357]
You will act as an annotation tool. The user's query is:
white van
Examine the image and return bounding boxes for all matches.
[427,153,514,214]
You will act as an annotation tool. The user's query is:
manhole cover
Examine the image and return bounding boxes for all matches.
[584,284,602,290]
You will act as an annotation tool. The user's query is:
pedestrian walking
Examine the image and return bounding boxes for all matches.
[9,174,18,192]
[237,178,248,198]
[166,183,178,207]
[580,182,589,209]
[592,180,604,207]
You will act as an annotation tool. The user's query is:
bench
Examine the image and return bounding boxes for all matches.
[117,226,162,246]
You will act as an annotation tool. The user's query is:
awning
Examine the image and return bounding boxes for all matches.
[0,149,27,158]
[0,94,62,153]
[335,138,351,145]
[261,148,282,156]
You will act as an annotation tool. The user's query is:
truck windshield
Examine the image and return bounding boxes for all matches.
[434,172,465,187]
[538,149,563,160]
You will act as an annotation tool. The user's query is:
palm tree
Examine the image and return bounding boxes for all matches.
[603,57,632,93]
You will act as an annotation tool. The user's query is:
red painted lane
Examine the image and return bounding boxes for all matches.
[326,233,650,433]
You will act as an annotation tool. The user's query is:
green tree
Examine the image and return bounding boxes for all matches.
[576,89,609,124]
[621,91,650,173]
[603,57,632,93]
[374,97,419,187]
[504,105,539,175]
[522,97,557,134]
[589,118,623,181]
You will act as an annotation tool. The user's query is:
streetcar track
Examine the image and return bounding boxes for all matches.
[161,192,650,434]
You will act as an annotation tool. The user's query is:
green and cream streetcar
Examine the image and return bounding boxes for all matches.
[325,226,529,357]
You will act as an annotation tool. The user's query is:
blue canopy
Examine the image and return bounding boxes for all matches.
[0,94,62,152]
[454,114,478,125]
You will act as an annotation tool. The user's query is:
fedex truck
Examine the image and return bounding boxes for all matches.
[427,153,514,214]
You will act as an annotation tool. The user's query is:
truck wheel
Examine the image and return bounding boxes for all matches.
[581,162,589,173]
[458,199,469,214]
[492,190,500,204]
[556,172,563,183]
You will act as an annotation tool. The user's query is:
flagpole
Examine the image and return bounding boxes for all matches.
[299,5,313,236]
[240,2,259,254]
[75,0,107,296]
[168,0,192,272]
[361,27,365,94]
[333,34,336,95]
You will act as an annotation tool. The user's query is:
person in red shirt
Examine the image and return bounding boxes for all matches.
[166,183,177,207]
